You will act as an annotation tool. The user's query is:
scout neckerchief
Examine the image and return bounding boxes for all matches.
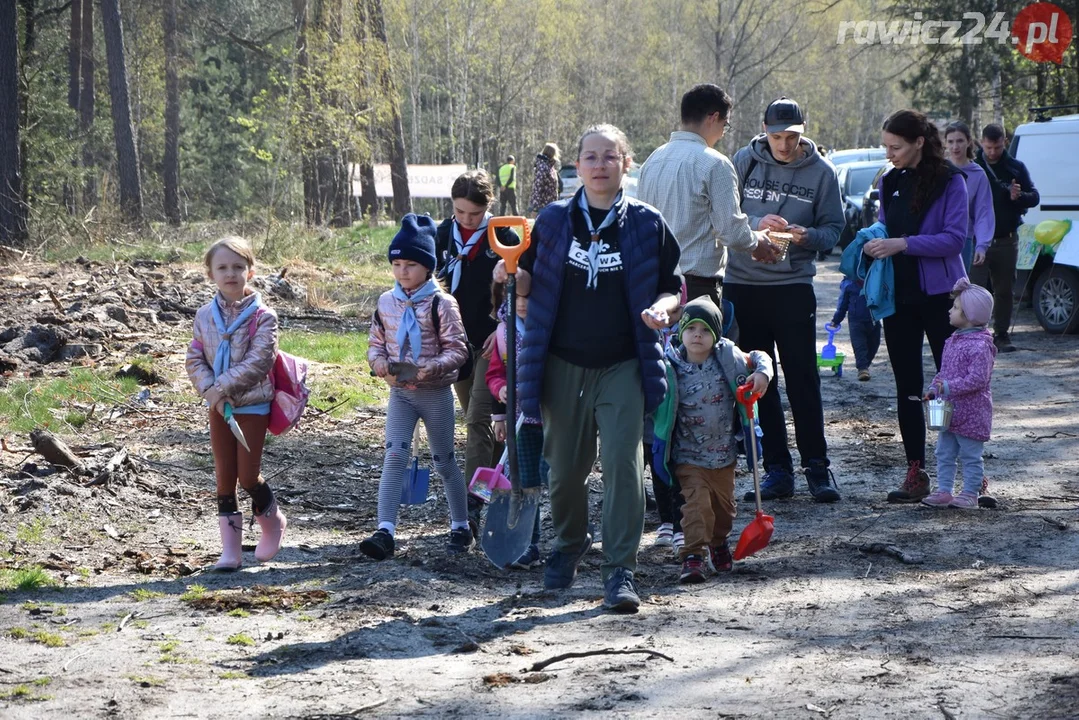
[577,190,623,289]
[446,214,492,293]
[392,279,439,363]
[211,293,262,380]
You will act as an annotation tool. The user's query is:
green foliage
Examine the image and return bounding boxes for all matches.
[16,519,48,546]
[226,633,255,647]
[0,567,58,592]
[179,584,207,602]
[129,589,166,602]
[0,369,142,434]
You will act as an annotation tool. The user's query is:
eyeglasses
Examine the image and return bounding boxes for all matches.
[579,152,624,167]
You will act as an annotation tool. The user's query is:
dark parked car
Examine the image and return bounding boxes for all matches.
[860,162,892,235]
[836,160,888,248]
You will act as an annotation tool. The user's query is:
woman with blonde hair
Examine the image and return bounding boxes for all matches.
[528,142,561,214]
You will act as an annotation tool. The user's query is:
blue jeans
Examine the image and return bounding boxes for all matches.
[961,237,974,275]
[935,430,984,495]
[849,317,881,371]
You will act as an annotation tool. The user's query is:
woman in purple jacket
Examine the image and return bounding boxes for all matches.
[944,122,995,273]
[862,110,968,503]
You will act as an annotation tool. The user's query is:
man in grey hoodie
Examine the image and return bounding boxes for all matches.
[726,97,845,503]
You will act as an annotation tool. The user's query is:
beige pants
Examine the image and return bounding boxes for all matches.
[675,463,737,560]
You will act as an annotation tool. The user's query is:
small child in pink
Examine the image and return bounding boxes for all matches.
[922,278,996,509]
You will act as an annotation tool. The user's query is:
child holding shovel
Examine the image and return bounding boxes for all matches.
[829,277,882,382]
[485,273,549,569]
[921,278,996,509]
[185,235,286,571]
[363,214,472,560]
[651,297,772,583]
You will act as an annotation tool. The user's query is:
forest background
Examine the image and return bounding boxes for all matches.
[1,0,1077,244]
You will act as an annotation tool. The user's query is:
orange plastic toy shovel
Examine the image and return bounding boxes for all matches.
[733,383,775,561]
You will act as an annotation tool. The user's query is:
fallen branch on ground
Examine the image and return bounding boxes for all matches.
[1032,431,1077,442]
[527,648,674,672]
[839,541,923,565]
[86,447,129,487]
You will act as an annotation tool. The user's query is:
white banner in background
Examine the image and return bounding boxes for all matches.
[351,164,468,199]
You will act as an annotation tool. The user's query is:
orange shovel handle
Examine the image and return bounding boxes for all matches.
[487,217,531,274]
[736,383,761,419]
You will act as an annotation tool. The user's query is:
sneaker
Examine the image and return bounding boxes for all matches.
[887,461,930,503]
[653,523,674,548]
[949,491,979,509]
[709,541,733,573]
[858,369,871,381]
[679,555,707,584]
[743,468,794,502]
[672,532,685,554]
[603,568,641,612]
[921,490,954,507]
[543,532,593,590]
[805,461,841,503]
[993,333,1016,353]
[359,529,395,561]
[510,544,542,570]
[446,527,474,554]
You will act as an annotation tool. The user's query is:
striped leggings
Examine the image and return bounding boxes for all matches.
[378,386,468,527]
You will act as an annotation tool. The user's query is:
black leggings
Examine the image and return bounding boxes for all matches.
[882,294,955,466]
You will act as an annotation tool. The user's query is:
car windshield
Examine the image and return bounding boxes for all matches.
[559,165,577,179]
[848,167,880,196]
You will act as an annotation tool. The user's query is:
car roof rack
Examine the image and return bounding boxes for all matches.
[1029,104,1079,122]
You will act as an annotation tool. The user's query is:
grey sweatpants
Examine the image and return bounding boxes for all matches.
[378,386,468,528]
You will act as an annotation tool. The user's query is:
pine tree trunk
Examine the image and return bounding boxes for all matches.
[100,0,143,225]
[162,0,180,226]
[367,0,410,219]
[18,0,35,211]
[68,0,81,110]
[80,0,96,208]
[0,0,28,246]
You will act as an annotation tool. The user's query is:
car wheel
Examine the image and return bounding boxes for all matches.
[1033,266,1079,334]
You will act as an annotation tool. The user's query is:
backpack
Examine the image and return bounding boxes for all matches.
[373,293,474,383]
[250,309,311,435]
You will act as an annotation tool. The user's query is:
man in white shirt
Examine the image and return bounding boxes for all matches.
[639,83,779,310]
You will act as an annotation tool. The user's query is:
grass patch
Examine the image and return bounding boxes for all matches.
[16,518,48,545]
[128,675,166,687]
[32,678,51,687]
[296,613,314,622]
[0,685,50,702]
[77,628,100,637]
[129,589,165,602]
[0,368,142,434]
[227,608,250,618]
[157,640,180,653]
[9,626,30,639]
[179,584,207,602]
[219,670,249,680]
[32,630,66,647]
[279,330,369,365]
[279,330,387,414]
[0,566,57,592]
[226,633,255,647]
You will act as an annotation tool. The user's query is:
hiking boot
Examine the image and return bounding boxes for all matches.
[805,461,841,503]
[858,369,871,381]
[921,490,954,507]
[359,528,395,561]
[446,527,474,555]
[744,468,794,502]
[511,544,542,570]
[949,491,979,509]
[653,523,674,548]
[679,554,707,584]
[603,568,641,613]
[994,333,1016,353]
[543,532,592,590]
[887,461,930,503]
[709,540,733,573]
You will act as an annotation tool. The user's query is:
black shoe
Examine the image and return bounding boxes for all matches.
[993,333,1017,353]
[359,529,395,561]
[446,527,474,555]
[805,461,841,503]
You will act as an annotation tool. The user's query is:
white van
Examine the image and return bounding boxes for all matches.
[1011,111,1079,333]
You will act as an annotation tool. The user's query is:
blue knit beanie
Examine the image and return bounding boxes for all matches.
[388,214,438,270]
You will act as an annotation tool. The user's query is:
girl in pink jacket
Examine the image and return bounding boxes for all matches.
[363,214,471,561]
[185,236,285,571]
[922,278,997,509]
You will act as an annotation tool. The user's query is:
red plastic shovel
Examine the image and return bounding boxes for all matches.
[734,383,775,560]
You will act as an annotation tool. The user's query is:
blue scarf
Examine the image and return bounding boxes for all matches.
[210,293,269,414]
[392,280,439,363]
[577,190,623,289]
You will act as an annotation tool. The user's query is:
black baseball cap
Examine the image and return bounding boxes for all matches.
[764,97,805,134]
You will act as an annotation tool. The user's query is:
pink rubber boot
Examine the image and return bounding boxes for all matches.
[254,501,287,562]
[214,513,243,571]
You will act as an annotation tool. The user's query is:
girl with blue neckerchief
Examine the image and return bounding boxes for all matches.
[186,236,285,571]
[364,214,471,561]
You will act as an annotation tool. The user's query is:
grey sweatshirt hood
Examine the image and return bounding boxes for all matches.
[727,135,845,285]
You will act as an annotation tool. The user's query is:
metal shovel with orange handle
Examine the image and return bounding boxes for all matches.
[734,383,775,561]
[479,217,539,568]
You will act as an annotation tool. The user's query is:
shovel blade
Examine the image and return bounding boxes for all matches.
[733,510,775,560]
[400,458,431,505]
[227,416,251,452]
[481,488,540,568]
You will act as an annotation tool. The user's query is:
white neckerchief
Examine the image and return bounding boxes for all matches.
[446,214,492,293]
[577,190,622,290]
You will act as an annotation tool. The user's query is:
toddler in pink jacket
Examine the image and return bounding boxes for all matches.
[922,278,996,509]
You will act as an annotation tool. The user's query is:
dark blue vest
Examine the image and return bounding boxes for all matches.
[519,190,668,418]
